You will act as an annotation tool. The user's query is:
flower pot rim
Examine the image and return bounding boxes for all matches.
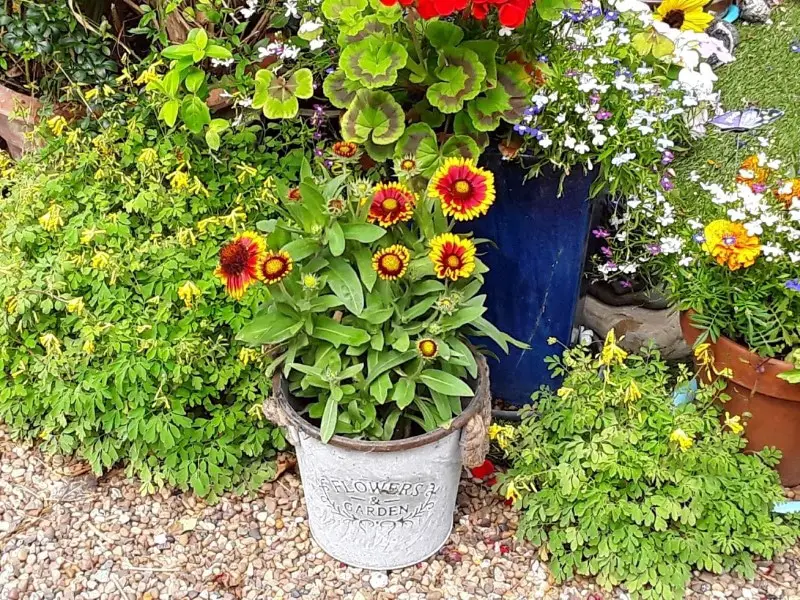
[680,310,800,402]
[271,353,490,452]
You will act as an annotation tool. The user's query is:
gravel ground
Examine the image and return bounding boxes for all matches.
[1,427,799,600]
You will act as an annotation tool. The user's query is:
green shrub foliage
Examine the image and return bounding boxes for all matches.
[0,97,313,499]
[501,341,799,600]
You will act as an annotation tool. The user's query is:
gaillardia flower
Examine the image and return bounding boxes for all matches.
[429,233,476,281]
[215,231,266,299]
[368,183,416,226]
[259,250,294,284]
[332,141,358,158]
[372,244,411,280]
[417,338,439,359]
[654,0,713,32]
[702,219,761,271]
[429,157,496,221]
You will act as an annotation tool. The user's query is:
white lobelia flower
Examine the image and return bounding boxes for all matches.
[298,19,324,34]
[744,221,763,236]
[564,135,577,149]
[727,208,746,222]
[574,142,590,154]
[309,38,326,51]
[592,133,608,147]
[678,256,693,267]
[660,237,683,254]
[284,0,300,18]
[611,149,636,166]
[499,27,513,37]
[790,252,800,263]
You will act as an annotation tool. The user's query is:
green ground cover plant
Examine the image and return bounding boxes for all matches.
[500,335,800,599]
[0,90,315,499]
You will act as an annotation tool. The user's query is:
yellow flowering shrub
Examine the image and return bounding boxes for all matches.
[501,342,799,600]
[0,96,313,499]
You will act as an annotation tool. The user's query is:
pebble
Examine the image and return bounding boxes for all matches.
[1,426,799,600]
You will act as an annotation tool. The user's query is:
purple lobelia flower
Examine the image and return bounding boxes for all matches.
[660,176,674,191]
[596,110,612,121]
[786,279,800,292]
[661,150,675,165]
[593,227,610,239]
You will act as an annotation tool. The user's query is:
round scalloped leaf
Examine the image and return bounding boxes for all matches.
[364,139,397,162]
[322,0,367,20]
[368,0,403,24]
[466,63,530,132]
[460,40,498,88]
[424,20,464,49]
[323,69,363,109]
[341,89,405,146]
[426,47,486,114]
[440,135,480,160]
[394,123,439,176]
[340,36,408,89]
[252,68,313,119]
[337,15,389,46]
[454,112,489,150]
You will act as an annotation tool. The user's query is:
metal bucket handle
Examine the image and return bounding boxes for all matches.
[264,354,491,467]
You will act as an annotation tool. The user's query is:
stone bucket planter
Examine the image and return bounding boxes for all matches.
[264,355,491,570]
[681,311,800,486]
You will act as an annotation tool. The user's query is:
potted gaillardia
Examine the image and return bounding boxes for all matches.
[215,151,523,568]
[616,153,800,484]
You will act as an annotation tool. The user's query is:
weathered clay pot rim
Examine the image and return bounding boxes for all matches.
[272,353,489,452]
[680,310,800,402]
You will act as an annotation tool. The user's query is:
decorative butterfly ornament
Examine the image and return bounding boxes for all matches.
[709,108,784,132]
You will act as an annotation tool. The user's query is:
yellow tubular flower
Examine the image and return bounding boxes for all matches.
[488,424,515,450]
[624,380,642,403]
[505,480,522,503]
[724,412,744,435]
[599,330,628,367]
[177,281,202,308]
[65,297,85,315]
[39,204,64,232]
[670,428,694,451]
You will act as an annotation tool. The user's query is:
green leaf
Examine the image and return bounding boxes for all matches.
[471,316,529,351]
[460,40,498,87]
[341,89,405,145]
[370,372,392,404]
[419,369,474,397]
[252,68,314,119]
[162,43,195,60]
[440,135,480,161]
[326,258,365,315]
[392,378,416,409]
[180,95,211,133]
[632,29,675,58]
[328,221,345,256]
[205,44,233,59]
[158,99,180,127]
[184,67,205,93]
[778,369,800,383]
[425,20,464,49]
[323,69,363,109]
[312,316,371,347]
[340,35,408,89]
[466,63,531,132]
[205,129,220,150]
[194,28,209,50]
[321,387,343,443]
[237,312,303,345]
[393,123,440,177]
[353,247,377,292]
[282,239,321,261]
[366,350,416,383]
[322,0,367,21]
[161,69,181,97]
[427,47,486,114]
[341,223,386,243]
[381,408,401,440]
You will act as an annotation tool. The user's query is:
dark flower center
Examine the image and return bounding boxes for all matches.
[219,243,249,275]
[663,9,685,28]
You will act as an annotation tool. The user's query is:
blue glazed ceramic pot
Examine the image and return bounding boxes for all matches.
[465,155,595,404]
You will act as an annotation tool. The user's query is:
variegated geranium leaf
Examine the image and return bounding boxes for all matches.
[466,63,530,132]
[426,47,486,114]
[341,89,405,146]
[340,35,408,89]
[321,0,367,21]
[323,69,363,109]
[252,68,313,120]
[394,123,439,176]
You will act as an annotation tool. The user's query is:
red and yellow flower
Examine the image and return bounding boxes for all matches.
[368,183,416,227]
[417,338,439,359]
[216,231,266,300]
[429,233,476,281]
[332,141,358,158]
[702,219,761,271]
[429,157,495,221]
[372,244,411,280]
[258,249,294,284]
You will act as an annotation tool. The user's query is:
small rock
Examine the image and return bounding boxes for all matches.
[370,571,389,589]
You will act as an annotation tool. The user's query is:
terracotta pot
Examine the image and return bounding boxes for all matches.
[680,311,800,486]
[0,84,40,158]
